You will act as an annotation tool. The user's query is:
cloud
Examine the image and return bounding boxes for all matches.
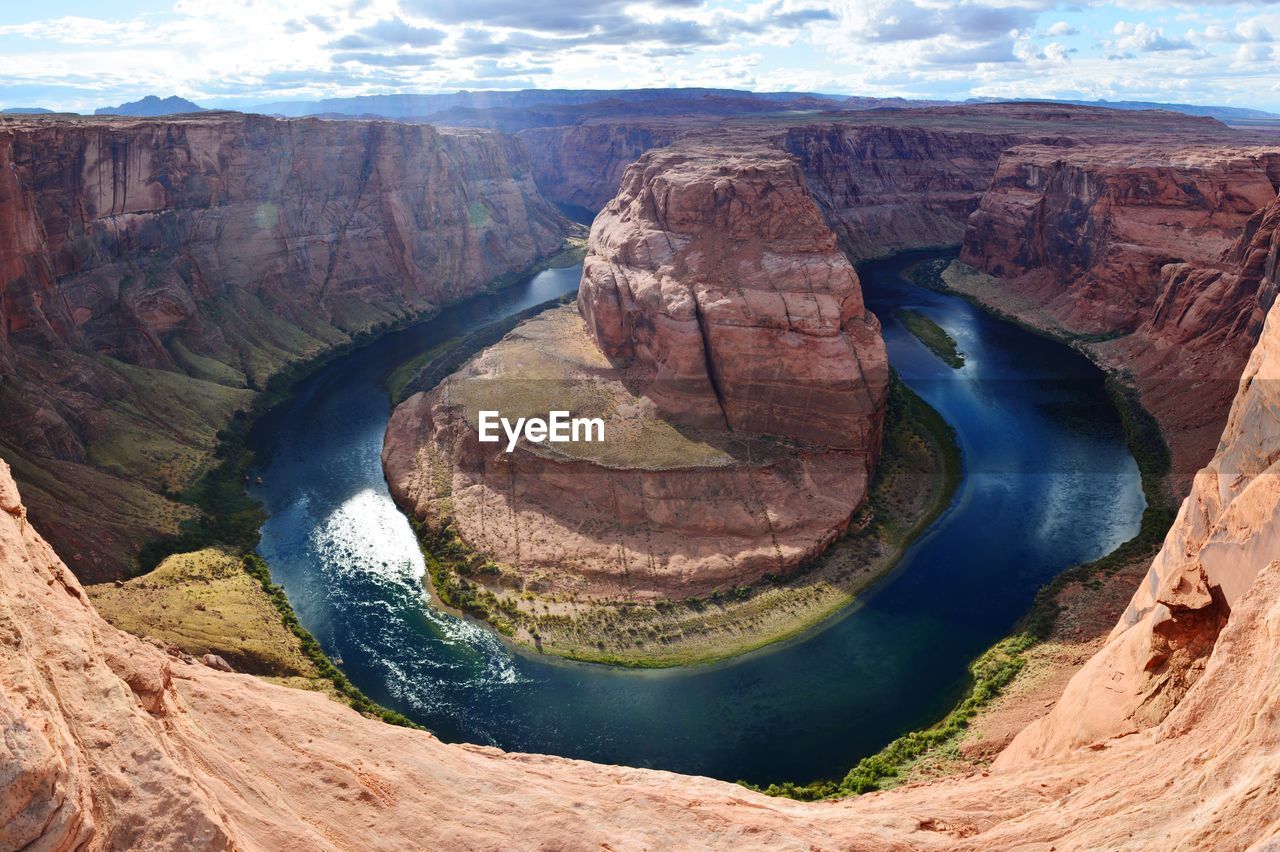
[1194,20,1274,44]
[403,0,701,33]
[332,51,436,66]
[1110,21,1198,53]
[471,58,552,77]
[840,1,1039,44]
[330,17,446,49]
[1045,21,1077,37]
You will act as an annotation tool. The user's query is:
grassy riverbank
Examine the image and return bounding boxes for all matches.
[415,372,962,668]
[896,309,965,368]
[750,255,1179,801]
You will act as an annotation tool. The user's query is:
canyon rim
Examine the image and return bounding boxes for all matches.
[6,3,1280,849]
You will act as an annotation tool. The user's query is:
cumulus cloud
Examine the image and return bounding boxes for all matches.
[1194,20,1274,44]
[330,17,446,49]
[848,1,1038,44]
[3,0,1280,114]
[1110,21,1198,53]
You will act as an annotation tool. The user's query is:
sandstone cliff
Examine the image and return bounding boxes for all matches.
[0,113,567,579]
[517,105,1243,264]
[780,123,1023,261]
[7,265,1280,846]
[958,143,1280,475]
[577,144,888,448]
[519,122,681,212]
[384,144,887,606]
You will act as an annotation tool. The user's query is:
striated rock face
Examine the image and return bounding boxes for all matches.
[519,122,682,212]
[998,252,1280,761]
[8,286,1280,846]
[960,143,1280,475]
[961,144,1280,335]
[781,124,1024,261]
[578,144,888,449]
[0,114,564,366]
[385,144,887,600]
[0,113,566,579]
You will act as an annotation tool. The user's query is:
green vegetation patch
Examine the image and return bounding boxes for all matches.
[88,548,320,677]
[896,309,965,368]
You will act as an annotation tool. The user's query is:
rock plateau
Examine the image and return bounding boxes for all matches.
[384,143,888,602]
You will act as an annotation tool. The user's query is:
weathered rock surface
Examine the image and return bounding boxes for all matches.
[998,253,1280,761]
[962,144,1280,335]
[0,113,567,579]
[518,104,1246,261]
[578,144,888,448]
[8,278,1280,846]
[959,143,1280,475]
[520,122,681,212]
[385,307,871,600]
[386,144,887,599]
[780,122,1025,261]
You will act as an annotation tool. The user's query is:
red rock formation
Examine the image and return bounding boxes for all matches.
[0,113,567,579]
[780,123,1025,261]
[959,143,1280,475]
[0,114,565,367]
[961,144,1280,335]
[520,122,682,212]
[518,104,1246,262]
[385,144,887,600]
[8,264,1280,846]
[578,144,888,448]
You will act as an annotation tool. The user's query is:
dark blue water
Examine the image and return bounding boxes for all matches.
[249,252,1143,785]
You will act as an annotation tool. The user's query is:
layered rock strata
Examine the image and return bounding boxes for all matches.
[958,143,1280,475]
[0,113,567,579]
[385,144,888,600]
[7,250,1280,846]
[999,249,1280,762]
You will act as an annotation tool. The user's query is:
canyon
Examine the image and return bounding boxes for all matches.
[954,143,1280,478]
[0,112,567,580]
[4,210,1280,846]
[382,143,893,660]
[4,100,1280,846]
[518,104,1280,477]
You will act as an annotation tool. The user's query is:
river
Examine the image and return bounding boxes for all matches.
[248,251,1144,785]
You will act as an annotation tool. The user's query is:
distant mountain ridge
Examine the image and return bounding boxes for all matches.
[96,95,207,116]
[1,107,55,114]
[969,97,1280,123]
[251,87,844,118]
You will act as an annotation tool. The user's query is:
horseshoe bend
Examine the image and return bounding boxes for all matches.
[4,32,1280,851]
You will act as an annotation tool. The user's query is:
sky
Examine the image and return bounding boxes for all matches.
[2,1,1280,113]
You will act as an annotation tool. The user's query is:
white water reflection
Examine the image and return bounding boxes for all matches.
[311,488,426,582]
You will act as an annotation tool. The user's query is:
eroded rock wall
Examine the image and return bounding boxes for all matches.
[0,113,567,579]
[519,122,681,213]
[781,124,1023,261]
[578,143,888,450]
[959,143,1280,475]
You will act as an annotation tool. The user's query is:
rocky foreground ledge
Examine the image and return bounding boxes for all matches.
[384,143,896,662]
